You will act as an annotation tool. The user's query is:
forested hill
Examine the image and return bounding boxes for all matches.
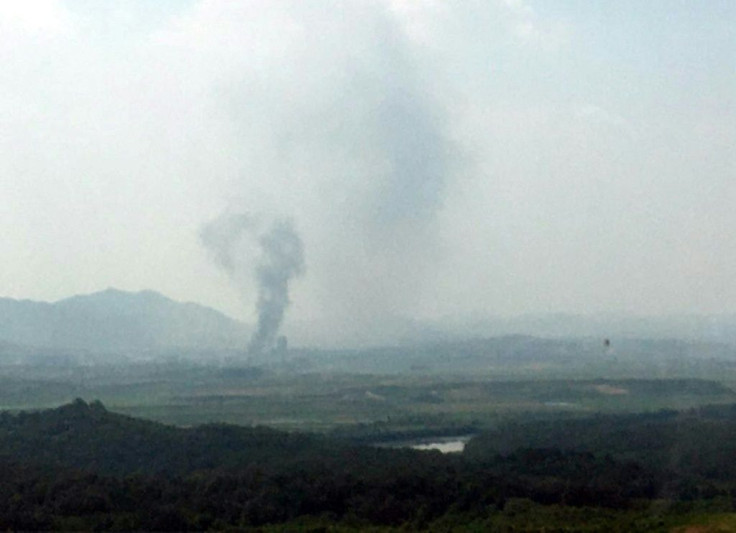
[2,401,736,530]
[466,404,736,481]
[0,288,249,354]
[0,399,335,476]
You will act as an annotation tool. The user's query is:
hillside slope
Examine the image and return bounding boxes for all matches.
[0,288,249,353]
[2,401,736,530]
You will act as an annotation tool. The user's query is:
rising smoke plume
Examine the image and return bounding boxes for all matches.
[197,2,459,345]
[200,213,305,356]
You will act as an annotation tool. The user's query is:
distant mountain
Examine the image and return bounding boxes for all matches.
[289,312,736,350]
[447,313,736,345]
[0,288,250,355]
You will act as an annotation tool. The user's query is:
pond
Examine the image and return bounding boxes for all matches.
[375,435,475,454]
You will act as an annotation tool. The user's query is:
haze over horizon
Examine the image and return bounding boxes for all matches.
[2,1,735,346]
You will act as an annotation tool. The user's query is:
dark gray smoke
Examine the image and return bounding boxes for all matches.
[247,219,305,354]
[199,213,254,279]
[206,3,459,343]
[200,213,305,356]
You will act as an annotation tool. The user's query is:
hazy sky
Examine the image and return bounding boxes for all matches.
[2,1,735,342]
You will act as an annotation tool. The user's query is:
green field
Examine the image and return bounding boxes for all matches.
[3,337,736,530]
[2,362,735,439]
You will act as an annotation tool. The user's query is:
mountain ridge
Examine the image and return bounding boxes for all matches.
[0,288,250,355]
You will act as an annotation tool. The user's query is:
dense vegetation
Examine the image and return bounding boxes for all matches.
[1,400,735,530]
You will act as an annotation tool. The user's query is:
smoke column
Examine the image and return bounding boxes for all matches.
[247,219,305,355]
[199,3,458,345]
[200,213,305,356]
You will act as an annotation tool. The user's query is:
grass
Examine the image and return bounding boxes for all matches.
[1,362,735,432]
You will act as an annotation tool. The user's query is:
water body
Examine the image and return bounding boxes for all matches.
[411,438,469,453]
[376,435,474,454]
